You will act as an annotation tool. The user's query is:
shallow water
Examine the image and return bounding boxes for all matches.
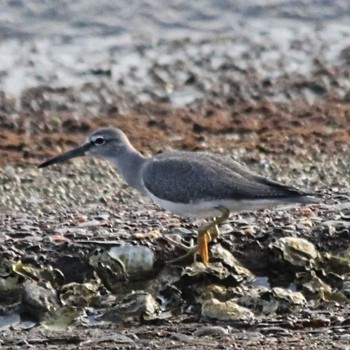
[1,1,350,102]
[2,0,350,40]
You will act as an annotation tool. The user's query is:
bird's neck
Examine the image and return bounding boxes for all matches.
[109,145,146,193]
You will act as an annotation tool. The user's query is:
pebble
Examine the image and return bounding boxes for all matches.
[193,326,229,337]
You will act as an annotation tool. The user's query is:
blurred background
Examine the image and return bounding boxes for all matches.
[1,1,350,98]
[1,3,350,345]
[0,0,349,175]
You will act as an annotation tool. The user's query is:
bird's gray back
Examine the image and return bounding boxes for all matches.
[141,151,309,204]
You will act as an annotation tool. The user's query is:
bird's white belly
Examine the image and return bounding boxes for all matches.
[146,191,293,218]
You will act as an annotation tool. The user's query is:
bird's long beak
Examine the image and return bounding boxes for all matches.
[38,143,92,168]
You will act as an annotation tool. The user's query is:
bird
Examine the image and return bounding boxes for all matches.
[39,127,317,265]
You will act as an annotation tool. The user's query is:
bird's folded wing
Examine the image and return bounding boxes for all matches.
[141,155,307,204]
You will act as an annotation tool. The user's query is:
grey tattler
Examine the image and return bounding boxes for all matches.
[39,127,317,265]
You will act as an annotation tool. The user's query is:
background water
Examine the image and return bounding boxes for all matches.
[0,0,349,102]
[2,0,350,40]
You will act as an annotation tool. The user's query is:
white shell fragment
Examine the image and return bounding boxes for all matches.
[270,237,319,268]
[201,298,254,321]
[108,245,155,275]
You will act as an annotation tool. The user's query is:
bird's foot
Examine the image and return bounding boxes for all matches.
[163,234,197,264]
[167,227,214,266]
[196,206,230,265]
[167,206,230,266]
[161,234,195,252]
[167,246,197,264]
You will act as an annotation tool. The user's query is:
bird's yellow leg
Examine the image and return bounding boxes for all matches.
[198,230,210,266]
[197,225,220,265]
[167,206,229,265]
[209,224,220,240]
[197,207,230,265]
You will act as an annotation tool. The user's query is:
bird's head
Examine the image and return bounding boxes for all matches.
[38,127,130,168]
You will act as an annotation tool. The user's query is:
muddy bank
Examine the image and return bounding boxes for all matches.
[1,98,350,350]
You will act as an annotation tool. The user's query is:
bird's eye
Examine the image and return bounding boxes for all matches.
[94,137,105,146]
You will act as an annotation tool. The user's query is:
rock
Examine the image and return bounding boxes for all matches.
[100,291,160,323]
[201,297,254,321]
[270,237,319,269]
